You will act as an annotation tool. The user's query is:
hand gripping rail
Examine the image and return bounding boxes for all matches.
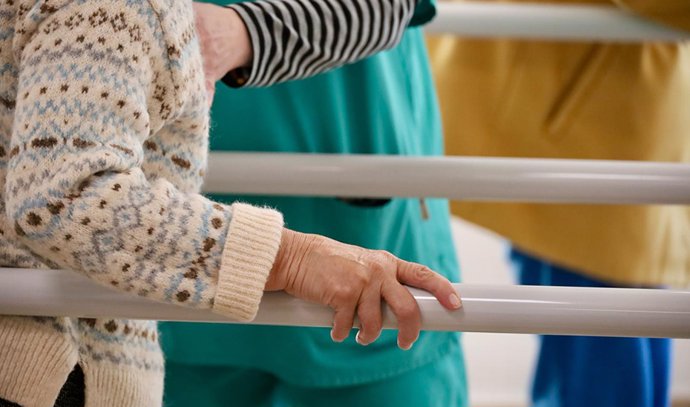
[426,2,690,42]
[1,268,689,338]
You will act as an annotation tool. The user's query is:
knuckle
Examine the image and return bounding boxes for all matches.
[367,261,387,278]
[376,250,398,264]
[341,267,370,291]
[356,267,372,285]
[333,284,359,302]
[360,311,382,330]
[367,257,384,270]
[367,251,396,275]
[396,302,420,321]
[412,266,435,282]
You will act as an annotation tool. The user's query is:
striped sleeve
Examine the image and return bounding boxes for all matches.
[224,0,417,87]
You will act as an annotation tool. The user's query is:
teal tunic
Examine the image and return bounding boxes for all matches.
[159,0,463,387]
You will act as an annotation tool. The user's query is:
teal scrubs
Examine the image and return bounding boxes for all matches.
[160,1,467,404]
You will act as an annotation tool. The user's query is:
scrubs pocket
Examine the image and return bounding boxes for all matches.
[336,197,392,208]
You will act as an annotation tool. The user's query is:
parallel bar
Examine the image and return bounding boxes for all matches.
[426,3,690,42]
[204,153,690,205]
[1,268,689,338]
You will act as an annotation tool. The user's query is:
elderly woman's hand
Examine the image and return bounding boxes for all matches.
[266,229,463,350]
[193,2,252,103]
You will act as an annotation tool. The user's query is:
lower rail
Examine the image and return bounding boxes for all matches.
[1,269,688,338]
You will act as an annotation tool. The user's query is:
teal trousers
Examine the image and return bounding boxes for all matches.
[163,346,468,407]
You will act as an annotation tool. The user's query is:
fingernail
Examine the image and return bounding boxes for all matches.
[449,293,462,309]
[397,338,412,351]
[355,330,369,346]
[330,329,344,343]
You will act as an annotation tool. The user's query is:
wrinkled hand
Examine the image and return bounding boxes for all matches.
[193,2,252,104]
[266,229,463,350]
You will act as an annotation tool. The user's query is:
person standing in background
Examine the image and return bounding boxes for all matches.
[159,1,468,406]
[428,1,690,406]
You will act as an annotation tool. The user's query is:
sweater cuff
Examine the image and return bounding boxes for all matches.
[213,203,284,321]
[0,317,78,407]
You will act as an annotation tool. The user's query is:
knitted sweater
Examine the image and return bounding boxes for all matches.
[0,0,418,406]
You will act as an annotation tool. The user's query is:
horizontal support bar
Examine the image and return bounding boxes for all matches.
[1,268,689,338]
[426,3,690,42]
[204,154,690,205]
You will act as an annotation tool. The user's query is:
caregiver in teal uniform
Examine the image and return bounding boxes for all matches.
[159,0,468,405]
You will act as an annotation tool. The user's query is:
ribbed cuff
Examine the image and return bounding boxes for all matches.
[0,317,78,407]
[213,203,284,321]
[81,361,163,407]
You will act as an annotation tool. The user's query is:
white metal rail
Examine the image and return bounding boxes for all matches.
[427,2,690,42]
[1,268,689,338]
[204,153,690,204]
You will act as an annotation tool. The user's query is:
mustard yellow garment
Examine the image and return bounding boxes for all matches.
[429,0,690,287]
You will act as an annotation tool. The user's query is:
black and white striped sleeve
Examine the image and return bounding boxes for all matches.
[223,0,417,87]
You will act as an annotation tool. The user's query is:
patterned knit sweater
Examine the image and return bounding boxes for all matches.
[0,0,418,406]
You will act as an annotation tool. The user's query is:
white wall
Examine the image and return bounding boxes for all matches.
[451,218,690,406]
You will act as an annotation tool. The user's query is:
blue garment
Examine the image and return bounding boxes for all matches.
[511,248,672,407]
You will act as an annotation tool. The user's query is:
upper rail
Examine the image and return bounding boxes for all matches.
[426,3,690,42]
[203,154,690,205]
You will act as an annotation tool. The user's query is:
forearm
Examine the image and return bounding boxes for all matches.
[8,165,281,319]
[224,0,417,87]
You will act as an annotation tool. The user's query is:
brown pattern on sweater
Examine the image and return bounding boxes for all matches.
[0,1,283,406]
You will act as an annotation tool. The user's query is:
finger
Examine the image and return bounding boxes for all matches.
[381,279,421,350]
[396,262,462,311]
[355,286,383,346]
[331,305,356,343]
